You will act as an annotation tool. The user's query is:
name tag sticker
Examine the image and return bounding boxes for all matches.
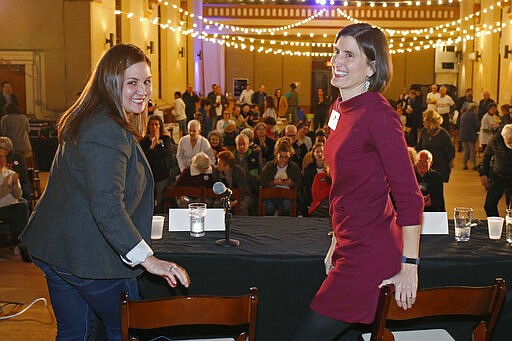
[328,109,341,131]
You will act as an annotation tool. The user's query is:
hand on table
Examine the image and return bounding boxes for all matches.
[379,263,418,310]
[142,255,190,288]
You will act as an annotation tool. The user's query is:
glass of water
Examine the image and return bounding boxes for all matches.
[454,207,473,242]
[189,203,207,237]
[506,209,512,244]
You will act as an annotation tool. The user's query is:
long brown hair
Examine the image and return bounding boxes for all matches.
[57,44,151,144]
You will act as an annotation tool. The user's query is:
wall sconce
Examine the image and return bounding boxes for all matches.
[178,47,184,58]
[147,41,155,54]
[105,33,115,48]
[196,50,203,60]
[468,51,481,61]
[504,45,512,59]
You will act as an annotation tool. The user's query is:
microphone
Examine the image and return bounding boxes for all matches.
[212,182,239,247]
[213,182,232,196]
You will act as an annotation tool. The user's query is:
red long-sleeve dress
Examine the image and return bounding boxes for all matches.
[310,91,424,323]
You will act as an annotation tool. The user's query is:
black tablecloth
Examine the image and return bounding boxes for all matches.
[139,217,512,341]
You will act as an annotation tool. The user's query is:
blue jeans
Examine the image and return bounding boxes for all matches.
[264,198,291,216]
[34,259,139,341]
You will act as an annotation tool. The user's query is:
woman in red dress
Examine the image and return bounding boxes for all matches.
[294,23,424,340]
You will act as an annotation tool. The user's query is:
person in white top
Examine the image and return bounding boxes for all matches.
[176,120,215,172]
[239,84,254,104]
[436,86,455,131]
[172,91,187,136]
[426,84,440,111]
[216,110,236,133]
[0,137,29,249]
[479,103,500,150]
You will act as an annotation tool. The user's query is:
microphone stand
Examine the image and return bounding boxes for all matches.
[215,192,240,247]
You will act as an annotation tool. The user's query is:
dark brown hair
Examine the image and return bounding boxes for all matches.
[58,44,151,144]
[217,150,235,167]
[336,23,392,92]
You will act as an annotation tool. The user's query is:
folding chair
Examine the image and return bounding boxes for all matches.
[362,278,506,341]
[120,287,258,341]
[257,187,297,216]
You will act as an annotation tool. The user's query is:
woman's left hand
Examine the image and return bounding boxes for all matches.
[378,263,418,310]
[141,255,190,288]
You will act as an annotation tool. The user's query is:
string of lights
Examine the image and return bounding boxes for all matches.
[116,0,510,57]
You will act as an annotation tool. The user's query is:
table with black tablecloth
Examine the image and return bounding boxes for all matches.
[139,216,512,341]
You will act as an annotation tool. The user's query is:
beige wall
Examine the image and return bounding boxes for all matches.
[225,49,312,111]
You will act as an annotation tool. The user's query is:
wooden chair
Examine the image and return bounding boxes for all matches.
[28,168,42,207]
[258,187,297,216]
[362,278,507,341]
[164,186,204,211]
[203,187,242,215]
[120,287,258,341]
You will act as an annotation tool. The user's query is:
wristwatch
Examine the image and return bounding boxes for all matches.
[401,256,420,265]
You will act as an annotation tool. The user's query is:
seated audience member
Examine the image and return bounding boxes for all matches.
[208,130,226,158]
[415,150,445,212]
[0,136,33,206]
[260,140,302,216]
[500,104,512,126]
[197,99,211,137]
[407,147,418,165]
[0,138,29,249]
[303,143,326,215]
[249,104,261,125]
[222,123,237,152]
[309,167,332,218]
[230,106,247,130]
[140,116,177,213]
[176,120,215,172]
[241,104,256,127]
[217,151,251,215]
[263,117,278,140]
[479,124,512,216]
[254,122,275,163]
[174,152,220,207]
[284,125,308,167]
[296,121,313,151]
[302,134,327,170]
[234,133,263,214]
[240,127,262,155]
[216,109,235,134]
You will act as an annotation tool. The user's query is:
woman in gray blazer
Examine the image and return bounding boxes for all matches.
[20,44,190,340]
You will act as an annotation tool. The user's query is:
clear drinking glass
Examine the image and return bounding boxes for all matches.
[454,207,473,242]
[506,209,512,244]
[188,203,207,237]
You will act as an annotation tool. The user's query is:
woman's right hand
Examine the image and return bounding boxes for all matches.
[141,255,190,288]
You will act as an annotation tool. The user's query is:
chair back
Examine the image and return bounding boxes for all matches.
[258,187,297,216]
[203,188,241,214]
[368,278,507,341]
[120,287,258,341]
[165,185,204,210]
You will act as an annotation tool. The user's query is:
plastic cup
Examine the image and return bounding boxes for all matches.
[189,203,207,237]
[454,207,472,242]
[487,217,504,240]
[506,209,512,244]
[151,216,165,240]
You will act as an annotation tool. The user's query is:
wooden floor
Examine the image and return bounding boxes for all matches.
[0,150,507,340]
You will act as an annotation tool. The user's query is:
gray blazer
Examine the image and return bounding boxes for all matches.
[20,110,154,279]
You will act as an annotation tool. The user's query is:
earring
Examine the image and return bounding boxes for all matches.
[364,78,370,92]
